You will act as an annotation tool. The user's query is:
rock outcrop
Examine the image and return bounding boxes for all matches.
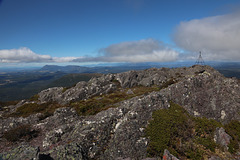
[0,65,240,159]
[214,127,232,150]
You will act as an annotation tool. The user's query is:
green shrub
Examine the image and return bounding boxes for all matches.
[145,102,192,157]
[145,102,223,158]
[195,137,216,152]
[225,120,240,139]
[224,120,240,153]
[185,148,203,160]
[3,125,39,142]
[228,139,239,153]
[193,117,222,137]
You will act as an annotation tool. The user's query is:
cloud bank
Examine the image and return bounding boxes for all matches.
[173,11,240,61]
[0,47,78,63]
[1,40,178,64]
[74,39,179,63]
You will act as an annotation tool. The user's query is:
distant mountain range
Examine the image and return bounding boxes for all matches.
[39,64,160,74]
[40,65,89,73]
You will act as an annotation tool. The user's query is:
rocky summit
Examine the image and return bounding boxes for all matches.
[0,65,240,160]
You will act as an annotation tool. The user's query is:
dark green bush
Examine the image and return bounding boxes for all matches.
[185,148,203,160]
[224,120,240,153]
[145,102,192,157]
[145,102,224,158]
[193,117,222,137]
[228,139,239,153]
[195,137,216,152]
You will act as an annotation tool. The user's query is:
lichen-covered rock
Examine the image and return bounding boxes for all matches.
[38,87,64,103]
[0,145,39,160]
[161,66,240,124]
[49,143,87,160]
[39,107,79,149]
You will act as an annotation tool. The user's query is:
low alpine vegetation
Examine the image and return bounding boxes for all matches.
[145,102,233,159]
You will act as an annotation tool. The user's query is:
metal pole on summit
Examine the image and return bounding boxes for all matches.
[195,51,205,65]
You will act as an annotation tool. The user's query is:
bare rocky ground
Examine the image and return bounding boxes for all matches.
[0,65,240,160]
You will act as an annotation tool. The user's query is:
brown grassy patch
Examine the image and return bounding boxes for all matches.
[7,102,64,118]
[70,85,160,116]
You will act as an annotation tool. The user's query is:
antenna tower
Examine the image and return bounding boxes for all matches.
[195,51,205,65]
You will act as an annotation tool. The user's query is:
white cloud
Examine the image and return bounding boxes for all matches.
[173,11,240,61]
[0,47,79,63]
[0,47,51,63]
[74,39,179,63]
[52,57,80,63]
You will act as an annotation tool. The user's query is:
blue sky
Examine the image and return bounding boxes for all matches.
[0,0,240,67]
